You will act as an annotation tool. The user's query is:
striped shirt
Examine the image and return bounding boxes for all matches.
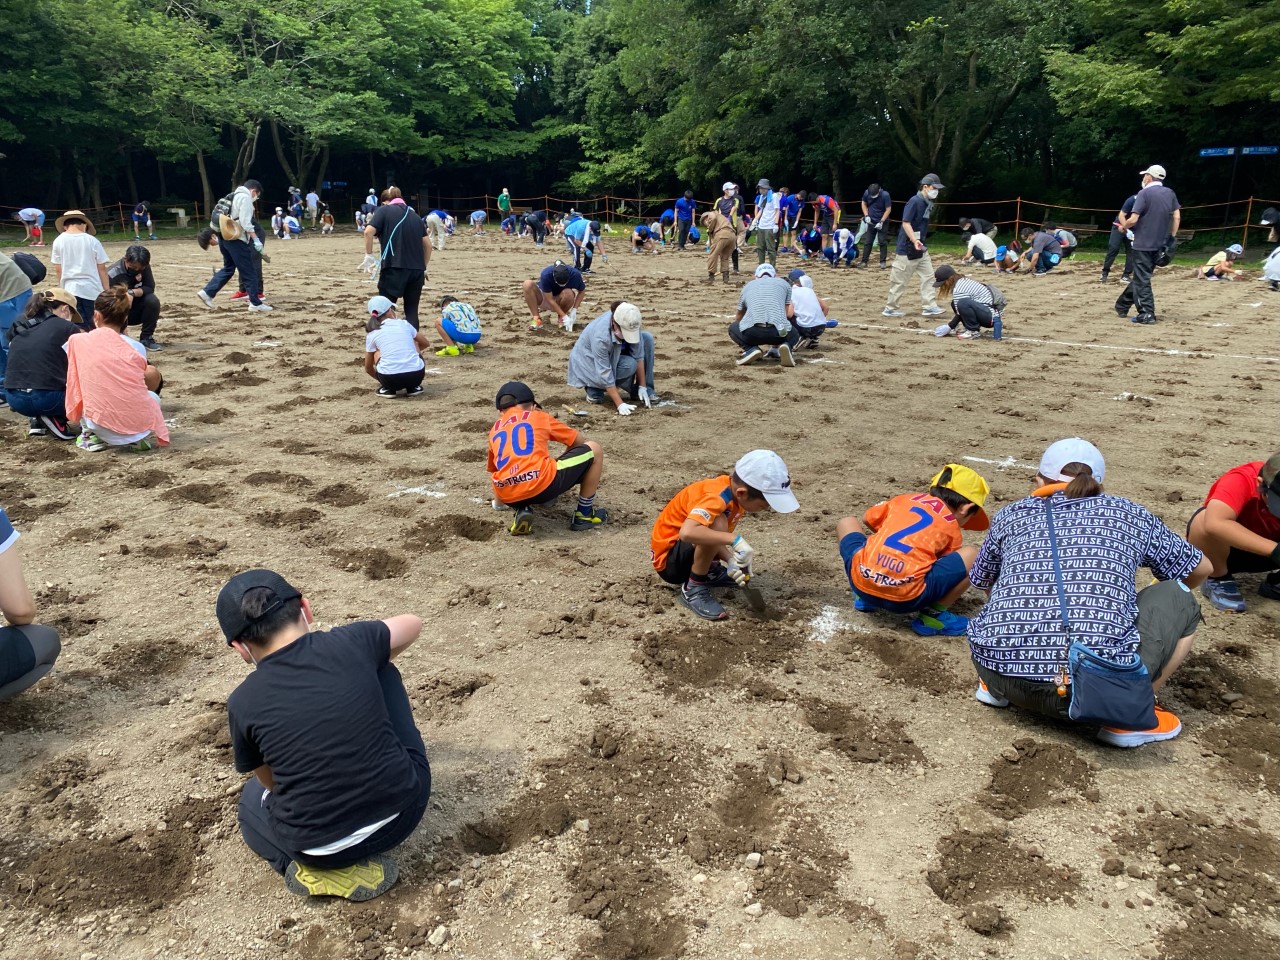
[951,277,996,307]
[968,492,1202,681]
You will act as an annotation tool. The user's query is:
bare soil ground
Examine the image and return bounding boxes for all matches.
[2,228,1279,960]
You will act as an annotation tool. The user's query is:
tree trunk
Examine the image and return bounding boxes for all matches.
[123,152,139,203]
[196,149,213,220]
[231,121,262,187]
[269,120,299,186]
[90,168,103,210]
[368,151,377,193]
[312,144,330,194]
[156,156,167,198]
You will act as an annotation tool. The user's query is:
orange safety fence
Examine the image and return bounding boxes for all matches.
[1,201,203,235]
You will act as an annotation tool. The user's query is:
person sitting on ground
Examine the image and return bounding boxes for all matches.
[1265,245,1280,292]
[488,380,608,536]
[5,288,83,440]
[434,295,482,357]
[65,287,168,453]
[51,210,110,331]
[566,301,656,415]
[967,438,1211,748]
[962,228,998,268]
[364,296,429,398]
[522,261,586,332]
[565,218,603,273]
[0,504,61,703]
[822,227,858,267]
[959,215,998,240]
[932,264,1002,340]
[787,269,830,349]
[217,568,430,903]
[469,210,487,235]
[1021,226,1063,274]
[107,244,164,351]
[650,449,799,621]
[701,209,736,283]
[1186,453,1280,613]
[631,223,658,254]
[838,464,989,637]
[1197,243,1244,280]
[729,263,798,368]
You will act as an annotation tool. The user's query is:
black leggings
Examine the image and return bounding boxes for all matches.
[377,369,425,392]
[949,299,995,332]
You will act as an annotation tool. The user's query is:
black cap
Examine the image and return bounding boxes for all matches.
[868,183,881,197]
[684,190,693,199]
[932,264,957,287]
[495,380,536,410]
[589,220,600,232]
[216,569,301,645]
[552,264,571,285]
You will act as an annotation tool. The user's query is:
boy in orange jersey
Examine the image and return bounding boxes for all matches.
[488,380,608,536]
[837,464,990,636]
[650,450,800,621]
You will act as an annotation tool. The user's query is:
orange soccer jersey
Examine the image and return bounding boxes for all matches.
[487,408,580,504]
[850,493,963,601]
[650,475,745,572]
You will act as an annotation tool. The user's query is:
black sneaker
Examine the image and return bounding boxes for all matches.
[570,506,609,531]
[702,563,740,588]
[679,581,728,620]
[1131,313,1157,325]
[736,347,763,366]
[406,386,424,397]
[509,506,534,536]
[40,414,75,440]
[1259,574,1280,602]
[376,386,397,398]
[141,338,164,351]
[28,417,47,437]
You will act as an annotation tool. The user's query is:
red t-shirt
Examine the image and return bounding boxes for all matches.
[1204,462,1280,539]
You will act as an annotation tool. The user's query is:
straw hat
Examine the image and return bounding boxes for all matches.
[54,210,95,234]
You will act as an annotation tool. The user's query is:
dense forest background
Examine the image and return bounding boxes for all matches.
[1,0,1277,220]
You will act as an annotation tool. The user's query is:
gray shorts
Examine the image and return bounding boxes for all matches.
[973,580,1202,721]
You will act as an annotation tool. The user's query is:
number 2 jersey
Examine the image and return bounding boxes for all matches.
[650,476,745,573]
[849,493,963,602]
[487,408,580,504]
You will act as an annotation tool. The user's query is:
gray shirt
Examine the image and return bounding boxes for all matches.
[567,311,628,390]
[737,277,792,334]
[1130,183,1180,251]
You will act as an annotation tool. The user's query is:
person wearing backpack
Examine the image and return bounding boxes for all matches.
[931,265,1004,340]
[197,180,271,313]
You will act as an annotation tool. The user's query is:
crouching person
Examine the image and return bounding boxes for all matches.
[218,568,431,901]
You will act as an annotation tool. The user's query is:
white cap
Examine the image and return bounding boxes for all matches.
[754,263,776,278]
[723,181,735,192]
[1227,243,1243,255]
[612,302,642,344]
[735,450,799,513]
[1140,164,1167,180]
[367,295,394,317]
[1038,438,1105,483]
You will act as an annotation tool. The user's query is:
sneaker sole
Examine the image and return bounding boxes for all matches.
[1096,720,1181,749]
[509,512,534,536]
[736,352,762,367]
[285,857,399,901]
[975,684,1009,708]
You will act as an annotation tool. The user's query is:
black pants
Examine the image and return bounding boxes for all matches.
[378,267,425,330]
[677,220,691,249]
[1116,248,1156,318]
[127,292,162,340]
[861,225,889,265]
[574,239,596,271]
[0,624,61,702]
[1102,227,1131,278]
[525,217,547,243]
[237,246,265,296]
[74,297,95,332]
[376,368,425,392]
[728,322,801,350]
[949,299,995,332]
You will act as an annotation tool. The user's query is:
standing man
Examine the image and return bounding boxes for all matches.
[674,191,696,250]
[1115,165,1180,325]
[859,183,892,268]
[882,174,945,318]
[363,187,430,330]
[1100,192,1138,283]
[199,180,271,313]
[753,179,781,267]
[811,193,841,243]
[778,188,803,253]
[716,182,745,274]
[305,188,320,225]
[497,187,512,223]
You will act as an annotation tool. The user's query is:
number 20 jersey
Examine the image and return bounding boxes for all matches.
[850,493,963,601]
[487,409,579,504]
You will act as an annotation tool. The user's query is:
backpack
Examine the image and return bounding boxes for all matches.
[11,251,46,285]
[984,282,1008,312]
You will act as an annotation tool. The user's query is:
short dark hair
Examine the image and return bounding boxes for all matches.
[124,244,150,266]
[236,586,303,645]
[243,179,264,193]
[929,484,975,514]
[730,471,764,503]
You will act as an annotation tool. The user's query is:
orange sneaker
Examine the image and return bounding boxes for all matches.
[1097,705,1181,748]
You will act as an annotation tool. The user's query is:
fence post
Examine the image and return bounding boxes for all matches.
[1244,196,1253,251]
[1014,197,1022,243]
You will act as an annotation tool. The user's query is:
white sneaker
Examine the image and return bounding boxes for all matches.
[197,290,216,309]
[882,307,905,317]
[957,329,980,340]
[921,306,945,317]
[975,682,1009,708]
[248,302,274,312]
[778,343,795,367]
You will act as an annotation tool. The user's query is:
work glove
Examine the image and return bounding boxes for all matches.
[863,216,872,225]
[616,403,637,416]
[563,308,578,331]
[638,387,653,409]
[360,253,377,272]
[252,240,264,254]
[731,534,754,577]
[875,222,884,231]
[724,562,750,586]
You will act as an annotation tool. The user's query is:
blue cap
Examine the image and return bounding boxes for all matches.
[787,268,806,282]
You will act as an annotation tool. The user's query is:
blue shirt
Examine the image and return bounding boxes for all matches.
[660,208,675,222]
[780,195,802,221]
[429,209,448,220]
[863,188,891,222]
[635,225,652,240]
[0,507,16,555]
[565,219,595,242]
[675,197,695,222]
[895,193,931,255]
[968,491,1202,681]
[538,265,585,295]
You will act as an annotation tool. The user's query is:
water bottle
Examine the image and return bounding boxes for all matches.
[992,313,1003,340]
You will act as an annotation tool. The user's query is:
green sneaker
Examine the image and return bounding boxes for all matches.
[509,506,534,536]
[570,506,609,531]
[128,437,158,452]
[75,430,107,452]
[285,856,399,902]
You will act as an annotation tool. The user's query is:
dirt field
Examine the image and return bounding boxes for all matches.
[2,226,1279,960]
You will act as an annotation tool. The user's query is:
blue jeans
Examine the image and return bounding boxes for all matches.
[236,663,431,875]
[205,238,261,305]
[0,289,34,398]
[839,531,968,614]
[7,388,66,418]
[583,331,656,399]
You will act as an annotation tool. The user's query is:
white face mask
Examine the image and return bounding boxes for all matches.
[925,187,939,200]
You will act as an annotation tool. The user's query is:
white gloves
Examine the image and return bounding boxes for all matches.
[1125,229,1135,241]
[638,387,654,408]
[863,216,872,225]
[616,402,637,416]
[725,563,750,586]
[563,308,578,331]
[360,253,378,272]
[252,240,264,253]
[731,535,754,577]
[874,222,884,231]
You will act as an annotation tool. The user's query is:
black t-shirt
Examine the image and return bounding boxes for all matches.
[963,217,994,236]
[370,205,427,271]
[4,312,82,390]
[107,259,155,295]
[227,621,420,851]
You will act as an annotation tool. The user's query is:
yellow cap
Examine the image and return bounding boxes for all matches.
[929,464,991,531]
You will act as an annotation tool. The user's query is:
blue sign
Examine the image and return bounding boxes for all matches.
[1199,147,1235,157]
[1242,146,1279,156]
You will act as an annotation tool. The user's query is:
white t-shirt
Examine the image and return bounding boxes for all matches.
[967,233,998,261]
[305,192,319,210]
[791,285,826,329]
[50,232,109,299]
[365,318,425,374]
[755,191,780,231]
